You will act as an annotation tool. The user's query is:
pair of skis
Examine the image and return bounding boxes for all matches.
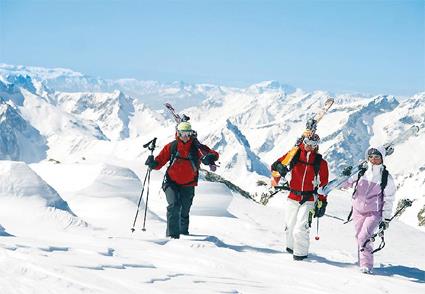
[271,98,335,180]
[164,103,218,171]
[318,125,420,195]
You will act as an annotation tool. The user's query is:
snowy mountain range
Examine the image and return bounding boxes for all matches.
[0,63,424,293]
[0,63,424,229]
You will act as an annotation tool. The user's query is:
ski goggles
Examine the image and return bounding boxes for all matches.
[303,137,319,147]
[367,148,382,158]
[177,130,193,138]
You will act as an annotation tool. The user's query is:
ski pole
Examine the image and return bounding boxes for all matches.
[313,198,320,240]
[324,213,346,222]
[315,217,320,240]
[130,138,157,233]
[141,167,152,231]
[131,169,150,233]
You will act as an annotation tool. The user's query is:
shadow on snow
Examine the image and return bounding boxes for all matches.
[374,265,425,283]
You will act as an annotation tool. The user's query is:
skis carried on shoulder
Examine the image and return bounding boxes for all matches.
[319,125,420,195]
[271,97,335,178]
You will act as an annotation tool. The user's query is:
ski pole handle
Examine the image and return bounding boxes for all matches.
[143,137,157,150]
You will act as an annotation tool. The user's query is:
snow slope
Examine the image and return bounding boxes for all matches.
[0,166,423,293]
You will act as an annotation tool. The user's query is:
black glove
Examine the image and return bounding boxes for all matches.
[145,155,158,169]
[201,153,217,165]
[314,200,327,218]
[378,219,390,231]
[342,166,353,176]
[274,162,288,177]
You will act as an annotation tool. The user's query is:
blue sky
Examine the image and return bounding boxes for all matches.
[0,0,424,95]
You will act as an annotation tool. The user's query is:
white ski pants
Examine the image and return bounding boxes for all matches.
[285,198,314,256]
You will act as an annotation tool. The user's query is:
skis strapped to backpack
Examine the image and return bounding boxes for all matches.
[319,125,420,195]
[164,103,218,171]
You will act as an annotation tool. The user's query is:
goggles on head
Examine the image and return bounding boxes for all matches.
[367,148,382,158]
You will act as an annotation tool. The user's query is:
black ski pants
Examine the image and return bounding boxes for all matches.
[164,185,195,237]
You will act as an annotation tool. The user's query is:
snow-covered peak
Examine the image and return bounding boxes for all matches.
[0,99,47,162]
[247,80,297,94]
[55,90,135,140]
[0,63,85,79]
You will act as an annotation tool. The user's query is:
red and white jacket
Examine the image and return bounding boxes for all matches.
[273,144,329,202]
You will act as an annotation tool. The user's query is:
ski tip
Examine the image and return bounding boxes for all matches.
[324,97,335,105]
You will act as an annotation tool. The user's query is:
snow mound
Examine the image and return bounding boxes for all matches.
[0,161,72,211]
[31,162,162,231]
[0,224,13,236]
[0,161,88,235]
[189,182,234,217]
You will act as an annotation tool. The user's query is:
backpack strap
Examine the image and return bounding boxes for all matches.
[379,165,389,214]
[312,154,322,177]
[169,140,178,167]
[289,148,301,170]
[168,140,199,170]
[380,165,389,195]
[345,167,367,223]
[290,149,322,177]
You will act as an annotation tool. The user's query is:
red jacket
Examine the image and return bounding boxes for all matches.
[154,137,219,186]
[274,144,329,202]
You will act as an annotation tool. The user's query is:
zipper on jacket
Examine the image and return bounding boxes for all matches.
[301,152,311,191]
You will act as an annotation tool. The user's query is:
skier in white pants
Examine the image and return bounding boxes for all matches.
[271,134,329,260]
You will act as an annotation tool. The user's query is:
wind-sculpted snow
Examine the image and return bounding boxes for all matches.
[0,161,91,235]
[0,161,73,212]
[0,224,13,237]
[30,162,165,230]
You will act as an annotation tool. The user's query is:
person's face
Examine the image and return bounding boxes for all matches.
[368,154,382,165]
[304,144,316,152]
[178,130,191,143]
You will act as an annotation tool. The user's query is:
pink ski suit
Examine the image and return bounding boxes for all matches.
[343,146,396,271]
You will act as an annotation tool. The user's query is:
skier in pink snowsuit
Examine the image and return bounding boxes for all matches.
[342,145,396,274]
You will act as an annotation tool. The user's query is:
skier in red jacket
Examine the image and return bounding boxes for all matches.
[145,121,219,239]
[271,134,329,260]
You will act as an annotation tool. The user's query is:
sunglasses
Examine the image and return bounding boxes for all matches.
[368,155,382,160]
